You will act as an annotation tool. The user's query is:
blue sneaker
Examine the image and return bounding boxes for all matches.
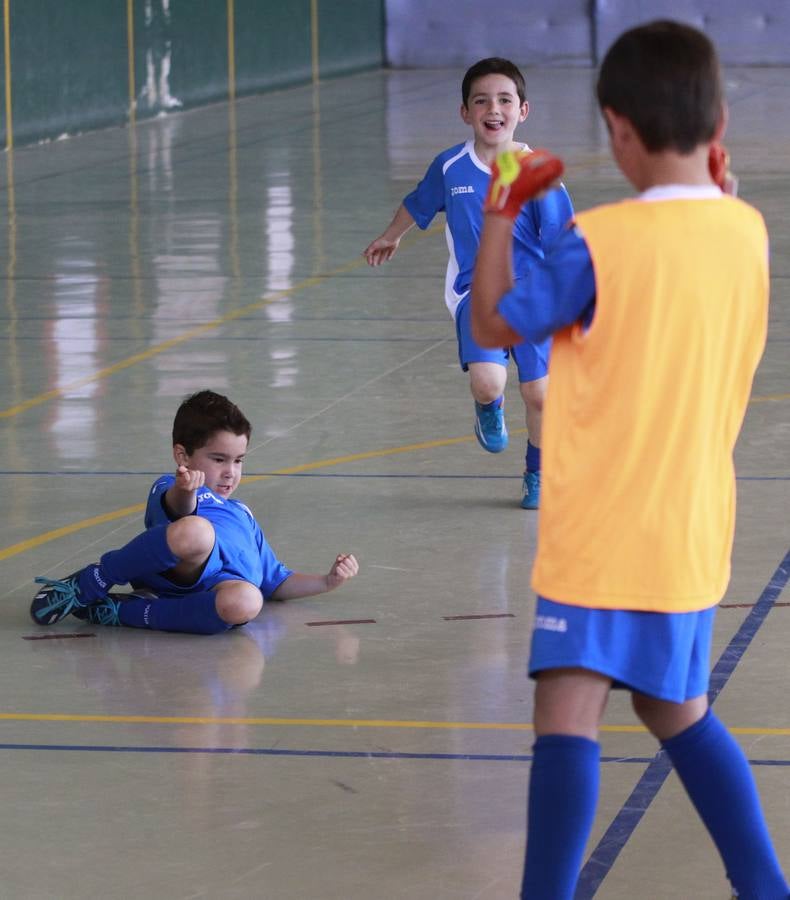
[521,471,541,509]
[72,594,123,627]
[31,572,91,625]
[474,400,508,453]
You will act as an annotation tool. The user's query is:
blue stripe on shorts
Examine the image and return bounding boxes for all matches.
[528,596,716,702]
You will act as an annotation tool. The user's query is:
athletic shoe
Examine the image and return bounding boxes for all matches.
[521,471,541,509]
[72,594,124,627]
[474,400,508,453]
[31,573,90,625]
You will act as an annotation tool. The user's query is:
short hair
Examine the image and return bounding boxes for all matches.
[462,57,527,107]
[172,390,252,454]
[596,20,723,153]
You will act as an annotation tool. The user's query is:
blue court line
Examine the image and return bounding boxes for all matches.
[0,743,786,764]
[575,546,790,898]
[3,335,448,345]
[0,472,787,481]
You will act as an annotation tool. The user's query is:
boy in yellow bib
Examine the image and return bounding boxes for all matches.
[472,19,788,900]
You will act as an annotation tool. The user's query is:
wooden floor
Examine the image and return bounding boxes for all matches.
[0,65,787,898]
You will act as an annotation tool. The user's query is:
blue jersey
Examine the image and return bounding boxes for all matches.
[145,475,293,598]
[403,140,574,317]
[498,222,596,342]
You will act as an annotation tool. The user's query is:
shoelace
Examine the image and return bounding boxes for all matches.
[33,576,81,616]
[479,408,502,429]
[91,599,121,627]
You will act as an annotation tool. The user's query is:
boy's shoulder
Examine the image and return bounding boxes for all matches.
[428,140,474,172]
[229,497,257,523]
[149,473,174,495]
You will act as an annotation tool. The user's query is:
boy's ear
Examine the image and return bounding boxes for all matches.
[173,444,189,466]
[460,103,471,125]
[713,102,728,142]
[519,100,529,123]
[602,107,639,150]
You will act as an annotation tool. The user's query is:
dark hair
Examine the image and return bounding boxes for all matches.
[172,390,252,454]
[596,20,723,153]
[462,57,527,107]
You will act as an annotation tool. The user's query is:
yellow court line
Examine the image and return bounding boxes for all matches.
[0,224,445,421]
[0,430,515,562]
[3,0,12,150]
[0,260,361,420]
[126,0,136,124]
[750,392,790,403]
[0,503,145,562]
[226,0,235,101]
[310,0,319,84]
[0,712,787,737]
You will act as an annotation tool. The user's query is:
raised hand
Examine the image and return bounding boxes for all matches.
[484,149,565,220]
[175,464,205,493]
[708,142,738,196]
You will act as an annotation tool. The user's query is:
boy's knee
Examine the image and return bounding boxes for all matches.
[166,516,215,561]
[520,381,546,412]
[215,581,263,625]
[631,692,708,742]
[469,364,507,401]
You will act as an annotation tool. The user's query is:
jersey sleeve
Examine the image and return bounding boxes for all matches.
[144,474,177,529]
[402,154,446,229]
[535,183,575,250]
[498,224,596,343]
[255,524,294,599]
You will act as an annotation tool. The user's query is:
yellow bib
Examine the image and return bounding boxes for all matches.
[532,197,768,612]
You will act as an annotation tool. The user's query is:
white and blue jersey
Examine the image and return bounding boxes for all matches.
[144,475,293,598]
[403,139,574,318]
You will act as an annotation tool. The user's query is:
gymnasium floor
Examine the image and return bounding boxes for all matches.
[0,65,787,899]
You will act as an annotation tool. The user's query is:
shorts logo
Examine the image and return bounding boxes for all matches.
[450,185,475,195]
[534,614,568,633]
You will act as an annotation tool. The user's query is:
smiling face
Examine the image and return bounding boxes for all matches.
[174,429,248,499]
[461,73,528,157]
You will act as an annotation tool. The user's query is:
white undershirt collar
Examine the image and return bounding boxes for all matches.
[639,184,723,201]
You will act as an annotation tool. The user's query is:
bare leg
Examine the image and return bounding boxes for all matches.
[468,360,507,404]
[519,375,547,447]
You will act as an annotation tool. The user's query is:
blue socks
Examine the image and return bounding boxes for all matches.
[75,525,232,634]
[662,709,789,899]
[525,440,541,474]
[117,590,231,635]
[480,396,503,411]
[521,717,788,899]
[77,525,180,603]
[521,734,600,900]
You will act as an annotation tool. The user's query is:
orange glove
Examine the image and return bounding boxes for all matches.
[709,142,738,196]
[484,149,565,220]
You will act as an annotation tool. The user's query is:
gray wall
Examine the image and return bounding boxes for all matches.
[386,0,790,67]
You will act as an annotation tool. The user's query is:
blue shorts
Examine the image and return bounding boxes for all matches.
[135,541,246,597]
[455,294,550,383]
[528,596,716,702]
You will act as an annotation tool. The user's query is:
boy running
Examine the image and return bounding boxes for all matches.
[364,57,573,508]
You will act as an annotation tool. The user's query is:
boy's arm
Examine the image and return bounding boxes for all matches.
[270,554,359,600]
[471,215,523,346]
[363,204,416,266]
[472,149,565,347]
[163,465,204,519]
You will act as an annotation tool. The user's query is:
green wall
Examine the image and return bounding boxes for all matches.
[1,0,385,148]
